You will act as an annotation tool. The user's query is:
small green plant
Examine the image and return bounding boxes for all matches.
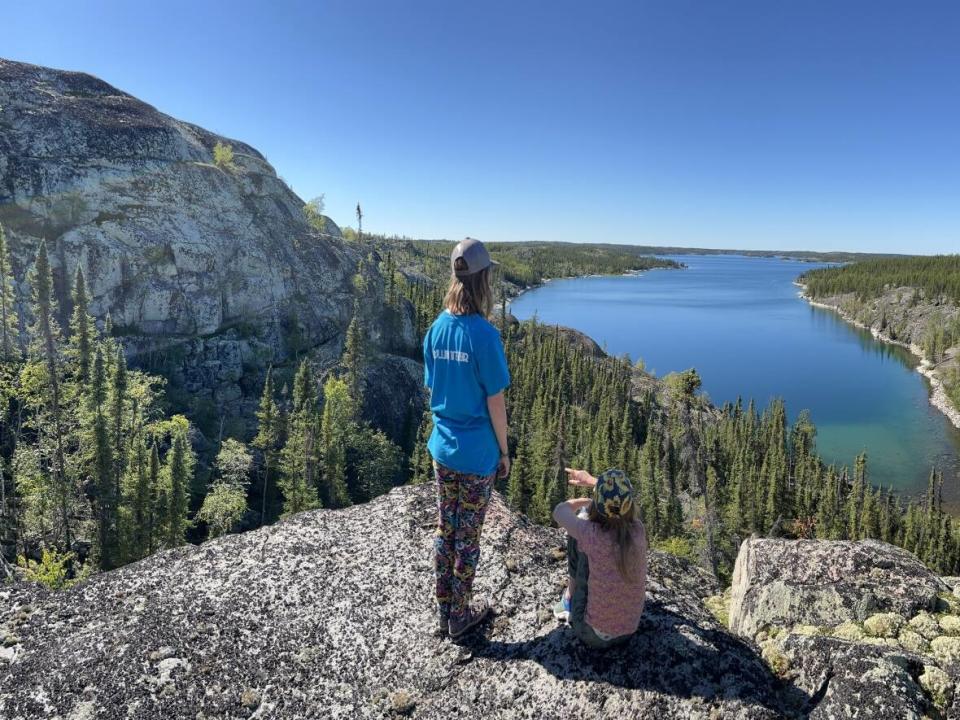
[303,196,327,232]
[652,535,698,562]
[17,547,76,590]
[213,141,235,171]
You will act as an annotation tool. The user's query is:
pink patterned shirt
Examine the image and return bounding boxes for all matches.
[568,517,648,638]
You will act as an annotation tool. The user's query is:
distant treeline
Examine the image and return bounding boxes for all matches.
[367,235,682,290]
[801,255,960,305]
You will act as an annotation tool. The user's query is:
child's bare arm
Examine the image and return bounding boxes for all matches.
[552,497,591,532]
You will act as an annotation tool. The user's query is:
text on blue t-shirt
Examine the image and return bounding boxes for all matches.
[423,311,511,476]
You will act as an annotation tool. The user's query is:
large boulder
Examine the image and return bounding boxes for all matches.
[729,537,948,640]
[1,485,807,719]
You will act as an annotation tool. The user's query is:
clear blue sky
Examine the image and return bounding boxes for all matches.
[7,1,960,253]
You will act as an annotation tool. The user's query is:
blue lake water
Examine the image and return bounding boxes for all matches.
[509,254,960,508]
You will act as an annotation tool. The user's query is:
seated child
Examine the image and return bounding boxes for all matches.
[552,468,648,649]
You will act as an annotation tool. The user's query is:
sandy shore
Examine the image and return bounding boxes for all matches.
[796,283,960,431]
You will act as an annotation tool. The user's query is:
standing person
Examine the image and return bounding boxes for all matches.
[552,468,648,649]
[424,238,511,639]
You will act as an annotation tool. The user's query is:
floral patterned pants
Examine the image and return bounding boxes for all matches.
[434,462,495,622]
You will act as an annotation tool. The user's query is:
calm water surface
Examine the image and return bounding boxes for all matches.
[510,255,960,508]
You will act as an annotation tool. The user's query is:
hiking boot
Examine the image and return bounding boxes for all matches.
[553,592,571,622]
[436,613,449,637]
[448,603,491,639]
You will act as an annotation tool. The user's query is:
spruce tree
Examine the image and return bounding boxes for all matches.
[278,360,321,516]
[148,441,161,553]
[68,265,93,383]
[409,410,434,485]
[29,240,72,551]
[0,223,20,361]
[90,348,118,568]
[126,426,150,560]
[164,428,190,547]
[342,306,367,408]
[319,376,353,508]
[252,368,281,524]
[109,346,128,523]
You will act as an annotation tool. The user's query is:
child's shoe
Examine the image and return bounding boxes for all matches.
[448,602,491,639]
[553,592,571,622]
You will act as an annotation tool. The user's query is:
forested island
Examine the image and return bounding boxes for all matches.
[800,256,960,424]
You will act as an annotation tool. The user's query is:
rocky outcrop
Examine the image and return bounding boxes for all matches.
[726,536,960,717]
[729,537,948,639]
[2,484,815,719]
[0,58,416,426]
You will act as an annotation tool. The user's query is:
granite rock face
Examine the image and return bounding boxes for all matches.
[729,537,948,639]
[0,58,415,422]
[2,485,813,720]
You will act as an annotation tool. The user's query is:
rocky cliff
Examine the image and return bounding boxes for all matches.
[3,484,957,719]
[0,58,416,432]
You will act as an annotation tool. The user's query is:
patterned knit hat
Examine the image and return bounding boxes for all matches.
[593,468,634,518]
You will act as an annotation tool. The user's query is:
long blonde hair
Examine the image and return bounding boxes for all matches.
[444,262,493,317]
[588,502,638,582]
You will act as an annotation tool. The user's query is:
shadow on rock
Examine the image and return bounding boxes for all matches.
[468,601,810,717]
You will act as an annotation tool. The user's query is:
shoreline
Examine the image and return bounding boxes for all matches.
[796,282,960,431]
[508,263,679,308]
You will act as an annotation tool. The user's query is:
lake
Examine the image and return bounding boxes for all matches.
[509,254,960,508]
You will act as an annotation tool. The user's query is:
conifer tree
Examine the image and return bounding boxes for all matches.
[507,422,531,512]
[29,240,72,551]
[252,368,281,524]
[164,426,191,547]
[148,441,161,553]
[126,426,150,560]
[410,410,434,485]
[89,347,118,568]
[109,346,128,519]
[638,433,660,538]
[0,223,20,361]
[845,452,867,539]
[278,360,321,516]
[319,376,353,508]
[68,265,93,383]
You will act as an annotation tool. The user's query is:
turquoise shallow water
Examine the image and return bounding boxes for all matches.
[509,254,960,508]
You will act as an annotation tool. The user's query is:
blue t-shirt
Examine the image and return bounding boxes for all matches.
[423,311,511,476]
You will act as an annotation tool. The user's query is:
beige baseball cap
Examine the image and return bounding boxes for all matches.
[451,237,498,277]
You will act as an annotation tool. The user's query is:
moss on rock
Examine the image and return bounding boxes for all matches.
[831,621,865,642]
[919,665,954,709]
[938,613,960,636]
[759,639,790,678]
[909,610,942,640]
[930,635,960,665]
[863,612,905,638]
[897,628,930,655]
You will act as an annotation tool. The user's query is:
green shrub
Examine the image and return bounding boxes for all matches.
[213,142,235,171]
[17,547,77,590]
[653,535,698,561]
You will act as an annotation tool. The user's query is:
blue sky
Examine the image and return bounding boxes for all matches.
[7,1,960,253]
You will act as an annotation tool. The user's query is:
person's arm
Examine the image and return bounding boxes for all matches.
[553,497,592,533]
[486,391,510,478]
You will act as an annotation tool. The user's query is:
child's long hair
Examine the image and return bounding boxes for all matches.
[588,502,639,582]
[444,261,493,317]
